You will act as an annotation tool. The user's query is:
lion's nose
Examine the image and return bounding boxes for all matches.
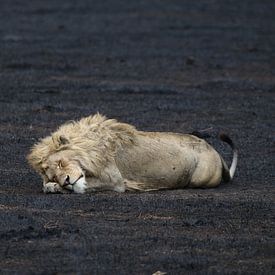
[64,175,70,185]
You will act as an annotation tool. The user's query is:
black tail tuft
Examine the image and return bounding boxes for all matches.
[219,133,234,148]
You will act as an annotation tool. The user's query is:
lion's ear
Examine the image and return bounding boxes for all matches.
[52,135,70,147]
[59,135,69,145]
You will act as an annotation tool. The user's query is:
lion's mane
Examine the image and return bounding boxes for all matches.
[27,114,137,177]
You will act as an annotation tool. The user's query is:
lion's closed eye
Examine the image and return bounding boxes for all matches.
[57,160,64,169]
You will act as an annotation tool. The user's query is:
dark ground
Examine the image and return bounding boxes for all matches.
[0,0,274,274]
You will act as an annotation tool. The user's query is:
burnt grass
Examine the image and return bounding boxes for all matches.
[0,0,274,274]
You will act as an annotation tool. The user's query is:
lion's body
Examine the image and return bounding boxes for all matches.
[115,132,225,190]
[27,114,237,194]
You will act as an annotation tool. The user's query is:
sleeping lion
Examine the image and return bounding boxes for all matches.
[27,114,238,194]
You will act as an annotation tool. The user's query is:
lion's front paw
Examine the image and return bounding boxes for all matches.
[43,182,63,193]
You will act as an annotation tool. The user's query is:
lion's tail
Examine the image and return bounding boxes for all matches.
[219,133,238,182]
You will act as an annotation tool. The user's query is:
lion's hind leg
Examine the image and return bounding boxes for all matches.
[124,179,166,192]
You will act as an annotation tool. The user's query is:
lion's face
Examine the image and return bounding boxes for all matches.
[42,151,86,190]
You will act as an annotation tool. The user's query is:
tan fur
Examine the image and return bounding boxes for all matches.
[27,114,237,194]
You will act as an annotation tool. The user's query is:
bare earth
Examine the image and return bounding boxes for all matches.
[0,0,274,274]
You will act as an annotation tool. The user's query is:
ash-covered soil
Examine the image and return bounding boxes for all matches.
[0,0,274,274]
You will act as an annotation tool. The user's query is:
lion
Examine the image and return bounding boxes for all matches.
[27,114,238,194]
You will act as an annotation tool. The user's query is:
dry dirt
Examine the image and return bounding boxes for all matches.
[0,0,274,274]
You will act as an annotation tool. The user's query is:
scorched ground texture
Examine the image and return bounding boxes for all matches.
[0,0,274,274]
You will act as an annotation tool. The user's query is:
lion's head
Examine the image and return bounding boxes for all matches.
[27,134,92,193]
[41,150,86,190]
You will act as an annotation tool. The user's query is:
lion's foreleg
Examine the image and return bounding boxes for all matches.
[85,176,126,193]
[85,162,126,193]
[100,162,126,192]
